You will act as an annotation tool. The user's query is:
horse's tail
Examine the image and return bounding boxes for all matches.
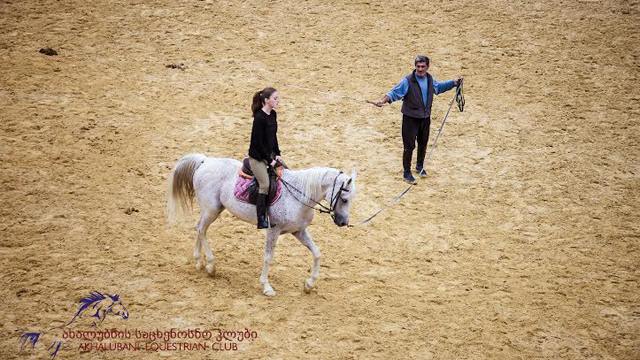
[167,153,207,225]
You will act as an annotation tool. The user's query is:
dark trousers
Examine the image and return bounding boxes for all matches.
[401,114,431,172]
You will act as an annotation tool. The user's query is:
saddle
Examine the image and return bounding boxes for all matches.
[233,158,283,206]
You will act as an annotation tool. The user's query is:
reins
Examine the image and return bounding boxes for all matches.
[254,78,465,227]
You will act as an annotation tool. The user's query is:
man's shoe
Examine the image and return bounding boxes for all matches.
[403,170,417,184]
[416,167,428,178]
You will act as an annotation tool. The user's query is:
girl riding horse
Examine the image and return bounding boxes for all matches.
[248,87,283,229]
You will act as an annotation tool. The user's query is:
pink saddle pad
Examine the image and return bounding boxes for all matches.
[233,176,282,206]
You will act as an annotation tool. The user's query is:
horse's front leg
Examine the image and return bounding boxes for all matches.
[259,229,281,296]
[293,228,321,293]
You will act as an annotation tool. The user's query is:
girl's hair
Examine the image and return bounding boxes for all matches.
[251,87,277,114]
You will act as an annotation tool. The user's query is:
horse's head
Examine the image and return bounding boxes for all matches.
[104,294,129,320]
[326,169,357,227]
[69,292,129,327]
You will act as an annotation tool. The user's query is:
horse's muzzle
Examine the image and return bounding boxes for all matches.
[334,215,349,227]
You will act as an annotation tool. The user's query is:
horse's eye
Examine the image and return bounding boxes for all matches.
[341,198,348,204]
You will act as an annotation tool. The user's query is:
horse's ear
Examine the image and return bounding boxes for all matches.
[350,168,357,182]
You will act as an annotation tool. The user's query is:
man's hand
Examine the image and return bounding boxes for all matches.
[455,76,464,87]
[368,95,390,107]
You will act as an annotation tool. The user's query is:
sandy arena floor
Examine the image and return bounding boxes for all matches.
[1,0,639,359]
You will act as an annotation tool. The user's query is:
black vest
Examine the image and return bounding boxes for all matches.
[400,71,434,119]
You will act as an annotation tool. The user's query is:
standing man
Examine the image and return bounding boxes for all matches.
[373,55,462,184]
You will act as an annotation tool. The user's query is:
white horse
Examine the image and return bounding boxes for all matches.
[167,153,357,296]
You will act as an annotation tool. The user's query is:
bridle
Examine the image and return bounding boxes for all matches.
[280,171,351,222]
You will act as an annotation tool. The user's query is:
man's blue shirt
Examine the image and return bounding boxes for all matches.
[387,75,455,105]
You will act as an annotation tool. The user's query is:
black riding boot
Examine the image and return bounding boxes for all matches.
[256,193,271,229]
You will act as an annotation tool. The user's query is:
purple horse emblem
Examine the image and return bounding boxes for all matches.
[19,291,128,359]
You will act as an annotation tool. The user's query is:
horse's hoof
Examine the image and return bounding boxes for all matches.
[303,279,314,294]
[195,260,203,271]
[263,286,276,297]
[205,263,215,277]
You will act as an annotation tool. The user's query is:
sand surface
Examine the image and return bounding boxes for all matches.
[1,0,639,359]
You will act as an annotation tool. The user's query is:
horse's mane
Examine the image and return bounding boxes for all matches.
[289,167,336,201]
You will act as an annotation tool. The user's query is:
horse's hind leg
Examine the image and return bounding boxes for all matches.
[195,208,222,276]
[194,222,203,271]
[293,228,321,293]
